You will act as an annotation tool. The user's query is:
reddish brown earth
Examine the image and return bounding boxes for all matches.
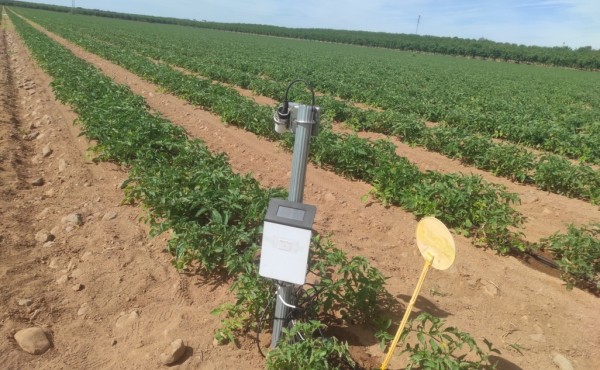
[1,13,599,369]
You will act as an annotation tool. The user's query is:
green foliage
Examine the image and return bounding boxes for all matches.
[5,0,600,69]
[212,267,274,345]
[33,7,600,286]
[308,130,397,182]
[21,9,531,255]
[308,236,389,323]
[396,313,500,370]
[15,6,600,289]
[371,160,524,252]
[22,8,600,164]
[534,155,600,204]
[19,8,600,202]
[374,316,394,350]
[11,13,375,366]
[21,7,600,204]
[212,235,389,352]
[540,224,600,291]
[266,321,355,370]
[125,140,281,273]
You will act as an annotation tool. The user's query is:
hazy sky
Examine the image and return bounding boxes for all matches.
[26,0,600,49]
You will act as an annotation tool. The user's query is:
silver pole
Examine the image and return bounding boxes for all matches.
[270,105,315,348]
[288,105,313,203]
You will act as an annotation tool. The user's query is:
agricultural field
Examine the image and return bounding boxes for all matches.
[1,6,599,370]
[16,7,600,205]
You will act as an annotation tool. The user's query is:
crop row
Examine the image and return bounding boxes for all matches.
[138,41,600,204]
[11,11,518,367]
[9,12,391,367]
[22,10,529,253]
[6,0,600,70]
[16,8,599,291]
[32,11,600,165]
[115,39,600,204]
[10,12,598,368]
[345,110,600,205]
[540,224,600,291]
[6,13,512,370]
[22,11,600,204]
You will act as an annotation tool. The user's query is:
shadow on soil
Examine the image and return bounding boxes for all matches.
[395,294,451,319]
[488,355,524,370]
[324,292,453,369]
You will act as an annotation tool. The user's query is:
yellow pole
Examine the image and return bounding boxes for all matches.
[381,255,433,370]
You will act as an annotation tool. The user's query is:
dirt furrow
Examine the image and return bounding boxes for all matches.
[0,27,27,192]
[1,19,265,370]
[6,15,600,370]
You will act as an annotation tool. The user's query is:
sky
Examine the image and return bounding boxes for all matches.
[25,0,600,49]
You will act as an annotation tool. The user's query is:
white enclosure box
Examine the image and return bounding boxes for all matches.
[259,222,312,285]
[259,199,316,285]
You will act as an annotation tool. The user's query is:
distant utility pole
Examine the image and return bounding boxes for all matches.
[71,0,74,14]
[416,15,421,34]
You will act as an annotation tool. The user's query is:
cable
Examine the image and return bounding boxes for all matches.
[277,292,297,309]
[256,288,275,358]
[256,283,313,357]
[256,283,312,357]
[283,79,316,108]
[290,320,306,341]
[524,250,560,269]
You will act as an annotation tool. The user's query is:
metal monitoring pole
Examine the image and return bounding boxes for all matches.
[269,80,320,348]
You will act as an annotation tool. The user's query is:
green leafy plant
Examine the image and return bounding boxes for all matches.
[211,235,389,348]
[540,223,600,290]
[266,321,355,370]
[534,155,600,204]
[394,313,500,370]
[374,316,394,350]
[308,236,389,323]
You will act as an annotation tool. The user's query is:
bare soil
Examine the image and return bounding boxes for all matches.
[1,15,599,370]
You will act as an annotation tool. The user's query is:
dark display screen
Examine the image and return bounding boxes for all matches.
[276,206,306,221]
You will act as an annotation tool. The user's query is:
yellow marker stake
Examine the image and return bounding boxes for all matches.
[381,217,456,370]
[381,254,433,370]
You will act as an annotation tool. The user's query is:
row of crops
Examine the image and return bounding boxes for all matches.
[7,12,380,368]
[14,9,525,249]
[36,10,600,165]
[9,8,600,368]
[13,8,599,291]
[16,9,600,205]
[9,10,509,369]
[4,0,600,70]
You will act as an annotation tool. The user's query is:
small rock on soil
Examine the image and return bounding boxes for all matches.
[552,352,574,370]
[159,339,186,365]
[62,213,84,226]
[14,327,51,355]
[34,230,54,243]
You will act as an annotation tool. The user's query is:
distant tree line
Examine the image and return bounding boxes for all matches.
[2,0,599,70]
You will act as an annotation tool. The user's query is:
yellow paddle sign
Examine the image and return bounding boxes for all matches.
[381,217,456,370]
